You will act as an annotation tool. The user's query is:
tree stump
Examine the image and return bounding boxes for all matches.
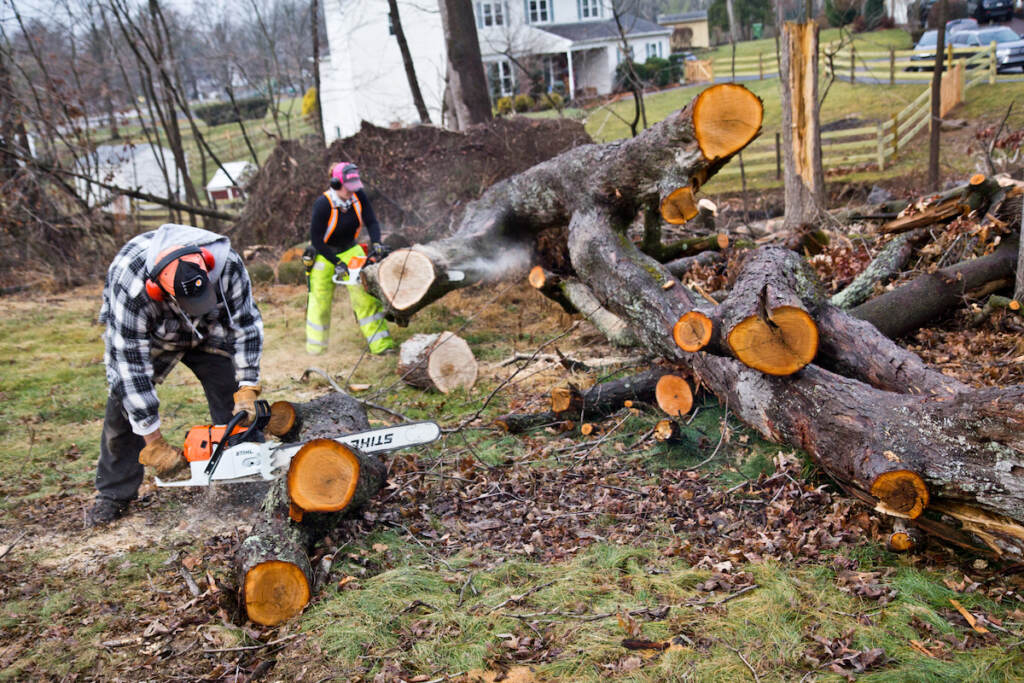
[397,331,477,393]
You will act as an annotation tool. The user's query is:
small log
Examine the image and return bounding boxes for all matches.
[495,368,670,434]
[673,311,713,352]
[266,400,298,439]
[663,250,725,278]
[880,200,962,234]
[887,519,925,553]
[654,418,681,442]
[970,294,1022,327]
[655,374,693,417]
[580,422,595,436]
[528,266,577,314]
[397,331,477,393]
[829,231,922,310]
[851,239,1019,339]
[287,438,387,518]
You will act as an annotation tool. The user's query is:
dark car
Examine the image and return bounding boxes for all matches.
[967,0,1014,23]
[951,27,1024,71]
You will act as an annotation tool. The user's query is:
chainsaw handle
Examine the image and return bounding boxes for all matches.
[203,401,272,477]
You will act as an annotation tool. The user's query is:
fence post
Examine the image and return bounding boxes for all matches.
[889,47,895,87]
[876,123,885,171]
[990,41,997,85]
[775,132,782,179]
[891,113,899,156]
[850,45,856,84]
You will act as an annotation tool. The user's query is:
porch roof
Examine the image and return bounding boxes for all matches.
[538,14,671,46]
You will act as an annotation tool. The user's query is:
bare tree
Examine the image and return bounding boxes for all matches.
[928,0,947,191]
[438,0,492,129]
[612,2,647,136]
[388,0,431,124]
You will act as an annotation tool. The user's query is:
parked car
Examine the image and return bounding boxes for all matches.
[951,27,1024,71]
[908,29,940,69]
[946,18,980,32]
[967,0,1014,23]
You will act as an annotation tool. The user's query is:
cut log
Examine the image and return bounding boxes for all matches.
[886,520,924,553]
[720,259,819,375]
[236,392,388,625]
[660,187,698,224]
[829,230,922,310]
[266,400,298,439]
[494,368,670,434]
[673,311,714,352]
[655,374,693,417]
[551,384,583,414]
[654,418,681,442]
[397,331,477,393]
[528,266,577,313]
[850,238,1019,339]
[287,438,386,518]
[361,83,763,323]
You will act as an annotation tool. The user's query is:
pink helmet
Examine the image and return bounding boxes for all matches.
[330,162,363,191]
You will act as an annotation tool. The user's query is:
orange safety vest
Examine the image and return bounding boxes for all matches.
[322,190,363,244]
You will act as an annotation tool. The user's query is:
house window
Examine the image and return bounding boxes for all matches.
[387,12,394,35]
[646,42,663,59]
[476,1,505,28]
[577,0,601,19]
[486,60,515,98]
[527,0,550,23]
[617,45,635,64]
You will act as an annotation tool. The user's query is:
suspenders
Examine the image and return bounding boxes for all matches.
[322,190,363,244]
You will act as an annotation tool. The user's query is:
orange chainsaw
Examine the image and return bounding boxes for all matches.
[156,400,441,487]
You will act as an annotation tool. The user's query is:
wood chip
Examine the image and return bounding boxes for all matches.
[949,598,989,633]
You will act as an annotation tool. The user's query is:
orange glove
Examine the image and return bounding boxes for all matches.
[232,385,262,425]
[138,435,188,477]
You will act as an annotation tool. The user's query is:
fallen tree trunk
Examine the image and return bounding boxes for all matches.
[236,392,387,625]
[850,239,1019,339]
[362,83,764,324]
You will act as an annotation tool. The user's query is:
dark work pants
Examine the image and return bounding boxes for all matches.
[95,350,238,502]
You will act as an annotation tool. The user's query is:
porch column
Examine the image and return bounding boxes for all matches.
[566,49,576,98]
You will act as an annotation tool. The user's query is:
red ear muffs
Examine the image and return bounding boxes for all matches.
[146,246,215,301]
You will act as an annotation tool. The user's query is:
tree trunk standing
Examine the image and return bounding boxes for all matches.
[1016,200,1024,304]
[612,7,647,135]
[725,0,739,45]
[928,0,947,190]
[311,0,326,147]
[93,12,120,141]
[387,0,431,124]
[437,0,492,130]
[779,21,825,230]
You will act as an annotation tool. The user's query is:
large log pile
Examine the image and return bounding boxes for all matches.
[361,83,1024,560]
[236,393,386,626]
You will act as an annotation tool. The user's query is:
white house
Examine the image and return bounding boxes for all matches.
[74,143,188,214]
[205,160,257,202]
[320,0,670,141]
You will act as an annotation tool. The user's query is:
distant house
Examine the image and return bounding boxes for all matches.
[75,143,187,213]
[319,0,671,142]
[658,10,710,51]
[205,160,256,202]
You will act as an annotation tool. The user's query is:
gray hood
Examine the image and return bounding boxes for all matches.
[145,224,232,284]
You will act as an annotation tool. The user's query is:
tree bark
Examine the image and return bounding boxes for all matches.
[311,0,326,146]
[779,21,825,230]
[928,0,948,191]
[437,0,492,130]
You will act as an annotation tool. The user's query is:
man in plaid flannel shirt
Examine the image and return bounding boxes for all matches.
[87,224,264,527]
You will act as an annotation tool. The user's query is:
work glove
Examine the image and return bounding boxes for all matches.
[330,261,349,284]
[232,385,262,425]
[138,435,188,478]
[368,242,385,263]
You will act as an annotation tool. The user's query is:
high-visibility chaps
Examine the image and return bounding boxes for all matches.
[306,245,394,355]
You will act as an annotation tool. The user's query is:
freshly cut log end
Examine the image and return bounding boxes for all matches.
[870,469,929,519]
[692,83,764,161]
[528,265,547,289]
[551,385,583,414]
[287,438,360,513]
[660,187,698,225]
[377,249,436,311]
[1010,300,1021,311]
[726,306,818,376]
[266,401,298,438]
[654,418,680,442]
[655,375,693,417]
[715,234,729,249]
[673,311,713,352]
[581,422,595,436]
[970,173,987,186]
[243,560,311,626]
[887,530,923,553]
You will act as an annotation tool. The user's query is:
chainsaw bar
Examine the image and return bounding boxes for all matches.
[156,421,441,487]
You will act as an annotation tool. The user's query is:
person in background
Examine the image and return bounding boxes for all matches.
[305,161,395,355]
[87,224,264,526]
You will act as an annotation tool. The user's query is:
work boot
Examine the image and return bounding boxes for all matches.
[85,497,130,527]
